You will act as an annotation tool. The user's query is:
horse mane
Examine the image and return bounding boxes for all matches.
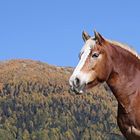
[106,39,140,59]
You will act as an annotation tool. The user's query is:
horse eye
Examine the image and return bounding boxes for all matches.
[92,52,99,58]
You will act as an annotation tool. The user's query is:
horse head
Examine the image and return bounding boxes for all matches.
[69,31,112,94]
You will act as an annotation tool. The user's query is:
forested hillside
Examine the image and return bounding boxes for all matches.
[0,60,125,140]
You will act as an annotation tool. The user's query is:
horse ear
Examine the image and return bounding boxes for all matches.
[82,31,91,42]
[94,30,105,45]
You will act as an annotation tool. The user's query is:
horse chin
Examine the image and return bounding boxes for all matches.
[70,80,99,95]
[70,83,86,95]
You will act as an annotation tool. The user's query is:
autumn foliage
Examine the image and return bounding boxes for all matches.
[0,60,124,140]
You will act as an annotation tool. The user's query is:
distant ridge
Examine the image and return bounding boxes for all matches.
[0,59,124,140]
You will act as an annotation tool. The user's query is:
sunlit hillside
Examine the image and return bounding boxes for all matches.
[0,60,125,140]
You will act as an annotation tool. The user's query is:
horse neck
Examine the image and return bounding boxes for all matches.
[106,44,140,111]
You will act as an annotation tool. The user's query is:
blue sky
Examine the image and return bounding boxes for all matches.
[0,0,140,66]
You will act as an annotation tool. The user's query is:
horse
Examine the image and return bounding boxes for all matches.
[69,31,140,140]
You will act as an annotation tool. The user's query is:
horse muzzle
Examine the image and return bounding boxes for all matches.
[69,76,86,94]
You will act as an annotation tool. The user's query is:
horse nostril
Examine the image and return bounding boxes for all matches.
[74,77,80,87]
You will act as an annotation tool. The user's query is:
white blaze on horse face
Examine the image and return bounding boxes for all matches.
[70,39,96,89]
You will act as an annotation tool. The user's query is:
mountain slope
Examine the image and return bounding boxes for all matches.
[0,59,124,140]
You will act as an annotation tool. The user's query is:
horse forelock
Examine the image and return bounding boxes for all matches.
[80,39,95,54]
